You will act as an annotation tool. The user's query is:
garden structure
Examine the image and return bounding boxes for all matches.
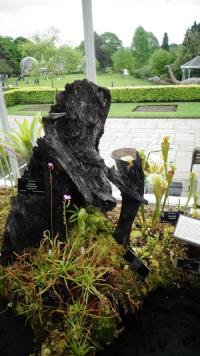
[0,80,200,356]
[167,63,200,85]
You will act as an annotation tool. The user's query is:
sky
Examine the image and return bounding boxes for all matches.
[0,0,199,47]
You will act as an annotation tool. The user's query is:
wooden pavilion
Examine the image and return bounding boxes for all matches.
[181,56,200,80]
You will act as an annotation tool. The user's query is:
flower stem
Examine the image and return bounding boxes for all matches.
[63,200,68,240]
[140,203,146,228]
[151,198,160,230]
[49,170,53,239]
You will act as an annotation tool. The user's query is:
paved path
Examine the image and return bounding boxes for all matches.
[99,118,200,195]
[8,116,200,195]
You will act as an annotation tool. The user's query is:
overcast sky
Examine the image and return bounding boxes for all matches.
[0,0,199,47]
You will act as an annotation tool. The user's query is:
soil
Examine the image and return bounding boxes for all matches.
[97,285,200,356]
[0,298,34,356]
[134,105,177,112]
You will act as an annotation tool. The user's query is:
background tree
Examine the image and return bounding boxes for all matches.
[131,26,151,67]
[57,46,83,73]
[78,32,122,71]
[100,32,122,58]
[18,28,59,62]
[162,32,169,51]
[93,32,111,70]
[183,28,200,58]
[148,32,160,53]
[171,21,200,79]
[149,48,172,76]
[0,36,22,74]
[112,48,135,73]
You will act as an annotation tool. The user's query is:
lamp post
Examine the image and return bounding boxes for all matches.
[82,0,96,83]
[0,83,20,184]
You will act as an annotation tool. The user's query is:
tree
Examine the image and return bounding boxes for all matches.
[78,32,122,71]
[100,32,122,56]
[162,32,169,51]
[131,26,151,67]
[0,36,22,74]
[100,32,122,68]
[149,48,172,76]
[112,48,135,73]
[0,58,13,74]
[183,30,200,58]
[18,28,59,62]
[148,32,159,53]
[94,32,111,70]
[18,37,56,62]
[57,46,83,73]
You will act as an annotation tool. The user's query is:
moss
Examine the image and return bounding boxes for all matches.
[0,188,12,252]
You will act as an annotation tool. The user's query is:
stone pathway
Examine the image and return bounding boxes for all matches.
[7,116,200,196]
[99,118,200,196]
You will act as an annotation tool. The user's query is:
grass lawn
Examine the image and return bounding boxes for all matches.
[5,73,152,89]
[109,102,200,118]
[7,102,200,118]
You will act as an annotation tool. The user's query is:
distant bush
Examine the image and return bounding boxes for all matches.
[131,64,151,79]
[4,85,200,107]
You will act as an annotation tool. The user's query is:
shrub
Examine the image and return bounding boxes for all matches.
[149,48,172,76]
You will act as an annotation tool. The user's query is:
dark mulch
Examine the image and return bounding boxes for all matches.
[96,285,200,356]
[0,299,34,356]
[134,105,177,112]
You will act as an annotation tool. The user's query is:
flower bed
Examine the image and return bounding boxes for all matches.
[0,188,199,355]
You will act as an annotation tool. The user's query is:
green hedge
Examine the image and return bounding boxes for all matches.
[4,88,56,107]
[110,85,200,102]
[4,85,200,107]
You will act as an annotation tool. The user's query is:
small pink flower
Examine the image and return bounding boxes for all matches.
[63,194,71,201]
[48,162,54,170]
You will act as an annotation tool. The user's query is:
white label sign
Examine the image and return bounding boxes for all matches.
[174,214,200,246]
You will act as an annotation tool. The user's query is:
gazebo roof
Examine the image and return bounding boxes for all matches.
[181,56,200,69]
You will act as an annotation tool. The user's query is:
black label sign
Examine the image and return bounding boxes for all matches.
[124,248,150,280]
[18,177,44,194]
[161,211,180,225]
[175,258,200,274]
[42,289,60,306]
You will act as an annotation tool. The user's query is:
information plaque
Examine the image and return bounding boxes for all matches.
[161,211,180,225]
[174,258,200,274]
[124,247,150,280]
[174,214,200,247]
[18,177,44,194]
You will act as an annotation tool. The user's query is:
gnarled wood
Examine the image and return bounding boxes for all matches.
[2,80,146,263]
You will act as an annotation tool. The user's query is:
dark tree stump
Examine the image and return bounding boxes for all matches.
[2,79,146,263]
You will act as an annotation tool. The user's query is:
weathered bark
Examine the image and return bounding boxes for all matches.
[109,152,147,246]
[2,79,146,263]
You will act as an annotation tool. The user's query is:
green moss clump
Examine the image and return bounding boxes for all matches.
[0,188,12,252]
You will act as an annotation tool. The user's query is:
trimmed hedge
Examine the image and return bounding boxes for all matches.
[4,88,56,107]
[4,85,200,107]
[110,85,200,102]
